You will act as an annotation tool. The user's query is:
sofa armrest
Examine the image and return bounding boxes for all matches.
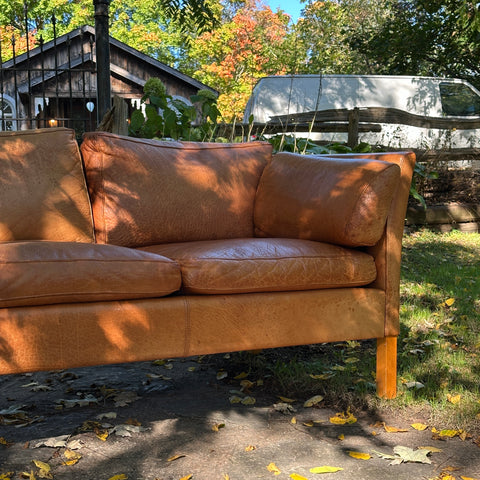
[254,150,416,335]
[335,152,416,336]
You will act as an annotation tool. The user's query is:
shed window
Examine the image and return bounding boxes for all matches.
[0,98,14,131]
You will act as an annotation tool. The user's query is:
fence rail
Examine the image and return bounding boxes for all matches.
[251,107,480,147]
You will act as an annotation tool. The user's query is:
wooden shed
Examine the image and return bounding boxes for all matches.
[0,24,216,134]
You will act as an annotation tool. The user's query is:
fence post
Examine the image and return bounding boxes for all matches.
[94,0,111,126]
[347,107,359,148]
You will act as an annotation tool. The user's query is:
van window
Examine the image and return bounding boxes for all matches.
[439,82,480,116]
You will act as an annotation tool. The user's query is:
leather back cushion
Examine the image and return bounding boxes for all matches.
[0,128,94,242]
[81,132,272,247]
[254,152,401,247]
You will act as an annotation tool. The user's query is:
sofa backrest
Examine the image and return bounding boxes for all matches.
[81,132,272,247]
[0,128,94,243]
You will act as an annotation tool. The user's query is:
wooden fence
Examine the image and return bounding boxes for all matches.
[254,106,480,148]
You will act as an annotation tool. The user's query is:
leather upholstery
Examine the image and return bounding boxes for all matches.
[81,132,272,247]
[0,126,416,397]
[140,238,376,294]
[0,289,385,374]
[0,128,94,243]
[0,241,181,307]
[254,152,401,247]
[0,298,188,373]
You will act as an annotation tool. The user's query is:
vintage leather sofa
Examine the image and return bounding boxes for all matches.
[0,127,415,398]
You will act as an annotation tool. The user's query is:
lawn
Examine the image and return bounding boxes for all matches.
[218,230,480,432]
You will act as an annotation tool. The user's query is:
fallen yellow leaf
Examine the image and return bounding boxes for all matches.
[32,460,52,479]
[32,461,49,471]
[21,472,36,480]
[383,423,408,433]
[344,357,360,363]
[245,445,256,452]
[0,473,14,480]
[329,408,357,425]
[223,475,230,480]
[303,421,314,427]
[290,474,308,480]
[278,396,296,403]
[95,429,109,442]
[303,395,324,407]
[291,417,297,424]
[439,429,460,438]
[309,373,333,380]
[212,423,225,432]
[338,434,345,441]
[461,476,480,480]
[108,476,128,480]
[179,476,193,480]
[63,449,82,466]
[234,372,248,379]
[447,393,462,404]
[168,454,186,462]
[348,451,371,460]
[267,462,281,475]
[310,466,344,473]
[241,396,256,405]
[240,380,255,390]
[411,423,428,431]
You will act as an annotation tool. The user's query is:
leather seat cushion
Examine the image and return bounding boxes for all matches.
[0,241,181,308]
[139,238,377,294]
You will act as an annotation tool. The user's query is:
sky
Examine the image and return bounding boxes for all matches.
[265,0,304,23]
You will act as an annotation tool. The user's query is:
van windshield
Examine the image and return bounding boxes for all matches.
[439,82,480,116]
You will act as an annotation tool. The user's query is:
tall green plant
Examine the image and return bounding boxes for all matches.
[128,78,221,141]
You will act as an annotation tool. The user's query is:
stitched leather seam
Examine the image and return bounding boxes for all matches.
[0,259,178,264]
[1,290,176,299]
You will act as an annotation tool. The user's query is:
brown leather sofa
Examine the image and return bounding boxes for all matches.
[0,127,415,399]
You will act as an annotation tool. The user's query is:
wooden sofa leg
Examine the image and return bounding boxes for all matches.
[376,336,397,399]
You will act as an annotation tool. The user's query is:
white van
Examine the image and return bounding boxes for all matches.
[243,74,480,148]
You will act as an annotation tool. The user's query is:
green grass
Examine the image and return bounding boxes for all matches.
[215,230,480,430]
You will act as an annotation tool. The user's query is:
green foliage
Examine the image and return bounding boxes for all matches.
[264,133,374,155]
[128,78,221,141]
[157,0,220,34]
[359,1,480,89]
[409,163,439,209]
